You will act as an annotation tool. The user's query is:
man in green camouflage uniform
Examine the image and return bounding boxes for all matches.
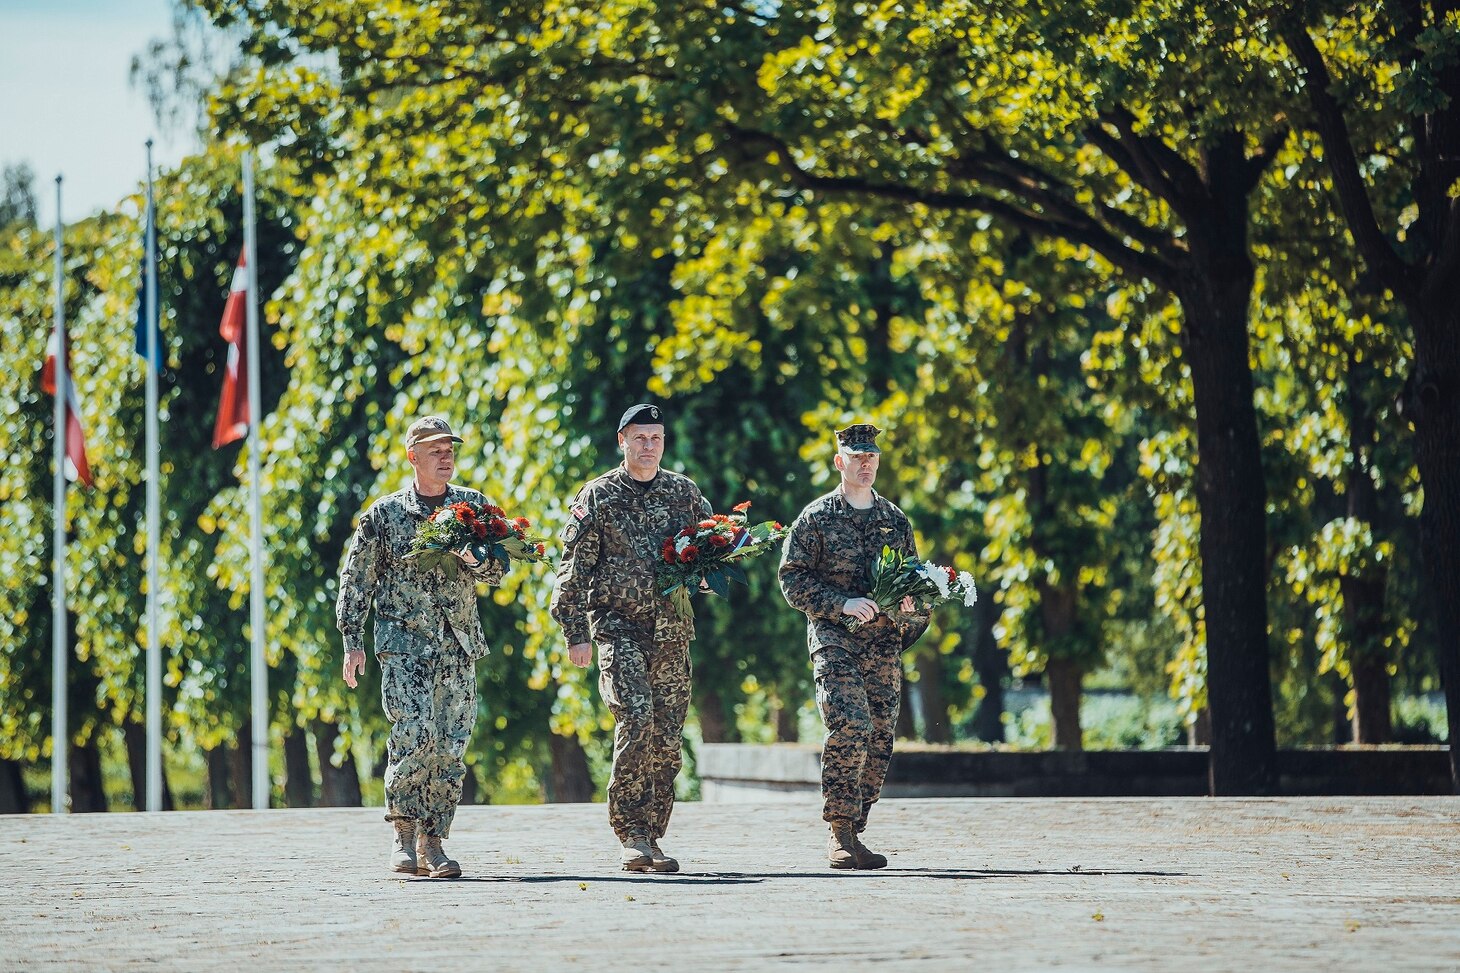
[779,423,927,870]
[337,416,505,879]
[551,403,712,873]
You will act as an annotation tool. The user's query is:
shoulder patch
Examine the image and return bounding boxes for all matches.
[571,502,588,521]
[559,520,582,544]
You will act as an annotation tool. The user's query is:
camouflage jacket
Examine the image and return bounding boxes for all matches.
[550,464,712,646]
[336,484,505,661]
[779,487,926,654]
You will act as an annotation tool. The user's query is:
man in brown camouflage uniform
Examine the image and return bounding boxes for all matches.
[550,403,712,873]
[779,423,926,870]
[337,416,505,879]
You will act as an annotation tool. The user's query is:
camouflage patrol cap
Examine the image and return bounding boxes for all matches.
[617,403,665,433]
[835,423,882,454]
[404,415,464,449]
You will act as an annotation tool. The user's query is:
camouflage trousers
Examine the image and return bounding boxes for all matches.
[813,642,902,830]
[379,644,476,838]
[597,627,692,843]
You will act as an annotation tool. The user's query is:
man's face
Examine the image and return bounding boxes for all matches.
[409,439,456,482]
[836,448,880,489]
[619,423,665,469]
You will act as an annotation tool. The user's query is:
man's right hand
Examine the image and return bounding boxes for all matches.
[568,642,593,668]
[842,597,879,623]
[343,650,366,689]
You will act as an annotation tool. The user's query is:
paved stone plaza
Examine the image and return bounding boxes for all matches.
[2,797,1457,971]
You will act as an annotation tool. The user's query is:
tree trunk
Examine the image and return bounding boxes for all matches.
[694,685,736,743]
[205,746,233,809]
[970,604,1008,744]
[1187,707,1212,747]
[1407,290,1460,789]
[460,763,481,805]
[1341,362,1392,744]
[1045,656,1084,751]
[68,733,108,813]
[313,718,363,806]
[1177,235,1276,794]
[774,697,800,743]
[122,720,174,811]
[914,648,952,744]
[230,721,255,809]
[0,758,30,814]
[547,733,595,803]
[283,724,314,808]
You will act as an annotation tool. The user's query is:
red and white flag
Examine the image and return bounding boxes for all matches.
[41,324,94,487]
[212,248,249,448]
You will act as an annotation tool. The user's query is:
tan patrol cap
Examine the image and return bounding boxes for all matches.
[405,415,464,449]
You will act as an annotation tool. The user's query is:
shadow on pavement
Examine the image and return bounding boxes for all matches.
[398,865,1187,884]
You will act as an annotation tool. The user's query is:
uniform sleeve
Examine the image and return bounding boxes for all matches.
[336,505,382,655]
[894,509,932,629]
[778,512,855,621]
[468,492,506,586]
[549,487,601,646]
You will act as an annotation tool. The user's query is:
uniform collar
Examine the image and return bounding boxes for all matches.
[832,484,884,513]
[611,463,666,496]
[400,483,464,519]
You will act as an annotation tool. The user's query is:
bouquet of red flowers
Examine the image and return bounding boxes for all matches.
[658,501,790,619]
[846,545,978,631]
[405,500,551,578]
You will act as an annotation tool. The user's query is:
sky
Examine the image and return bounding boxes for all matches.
[1,0,199,226]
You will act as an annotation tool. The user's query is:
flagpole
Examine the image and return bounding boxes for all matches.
[144,140,163,812]
[51,175,69,815]
[243,151,269,809]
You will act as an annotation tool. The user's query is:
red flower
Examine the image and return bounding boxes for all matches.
[449,502,475,521]
[662,540,677,564]
[945,566,958,583]
[677,528,695,540]
[772,522,784,531]
[712,514,730,523]
[698,519,716,529]
[513,516,531,530]
[472,521,489,539]
[708,534,730,548]
[679,545,699,563]
[535,543,546,557]
[732,500,752,513]
[488,518,509,539]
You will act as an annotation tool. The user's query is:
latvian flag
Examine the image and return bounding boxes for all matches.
[212,248,249,449]
[41,323,94,487]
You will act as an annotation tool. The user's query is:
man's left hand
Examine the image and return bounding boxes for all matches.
[900,595,915,613]
[456,545,481,568]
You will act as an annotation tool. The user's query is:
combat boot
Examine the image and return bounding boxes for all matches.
[416,834,462,878]
[620,837,654,872]
[852,833,888,870]
[390,819,417,874]
[647,839,680,873]
[827,821,859,870]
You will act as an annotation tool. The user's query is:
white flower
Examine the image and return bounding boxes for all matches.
[958,571,978,606]
[430,508,455,524]
[675,535,692,554]
[920,561,951,600]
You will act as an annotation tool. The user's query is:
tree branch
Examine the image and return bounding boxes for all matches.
[724,125,1177,290]
[1284,25,1413,294]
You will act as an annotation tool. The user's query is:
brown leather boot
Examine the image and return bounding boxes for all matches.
[827,821,858,869]
[852,833,888,870]
[416,834,462,878]
[647,839,680,873]
[390,819,417,874]
[620,837,654,872]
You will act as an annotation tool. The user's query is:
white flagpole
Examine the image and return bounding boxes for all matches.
[51,175,69,815]
[243,151,269,809]
[144,140,163,812]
